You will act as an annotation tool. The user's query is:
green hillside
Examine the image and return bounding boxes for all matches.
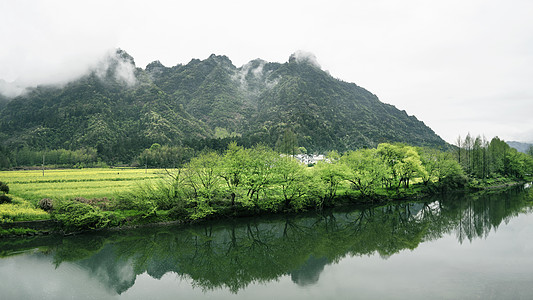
[0,50,447,164]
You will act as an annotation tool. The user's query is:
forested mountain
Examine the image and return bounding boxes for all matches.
[0,50,447,163]
[507,141,533,154]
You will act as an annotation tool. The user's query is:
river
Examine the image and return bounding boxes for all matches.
[1,187,532,299]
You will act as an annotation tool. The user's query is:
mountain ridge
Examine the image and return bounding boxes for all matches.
[0,50,447,162]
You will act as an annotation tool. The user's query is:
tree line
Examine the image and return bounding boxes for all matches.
[117,142,469,221]
[0,147,100,169]
[455,134,533,180]
[45,137,533,231]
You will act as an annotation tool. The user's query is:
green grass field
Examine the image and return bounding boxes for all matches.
[0,168,169,222]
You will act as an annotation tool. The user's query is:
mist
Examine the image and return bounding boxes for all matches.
[290,51,321,69]
[0,1,122,97]
[0,49,136,98]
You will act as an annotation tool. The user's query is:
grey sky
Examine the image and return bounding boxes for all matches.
[1,0,532,143]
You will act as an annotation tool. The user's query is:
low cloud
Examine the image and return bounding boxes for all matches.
[0,49,136,98]
[0,1,123,98]
[233,59,267,87]
[233,59,279,92]
[93,50,137,87]
[0,80,26,98]
[290,50,321,69]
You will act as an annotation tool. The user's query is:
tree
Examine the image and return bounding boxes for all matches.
[455,135,462,165]
[396,147,427,189]
[219,142,248,207]
[277,129,298,157]
[342,148,388,197]
[138,144,195,168]
[418,147,466,189]
[240,145,278,208]
[376,143,426,191]
[488,137,507,176]
[312,157,348,207]
[183,151,221,218]
[463,133,473,174]
[417,147,440,185]
[273,156,308,210]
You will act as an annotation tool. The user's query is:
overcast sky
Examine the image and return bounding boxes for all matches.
[1,0,532,143]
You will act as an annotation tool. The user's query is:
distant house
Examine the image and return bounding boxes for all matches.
[294,154,326,165]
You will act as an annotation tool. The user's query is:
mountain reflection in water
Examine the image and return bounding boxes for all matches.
[1,187,532,297]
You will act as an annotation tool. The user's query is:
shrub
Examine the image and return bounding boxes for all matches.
[39,198,54,211]
[0,194,12,204]
[72,197,112,210]
[0,182,8,194]
[52,200,117,231]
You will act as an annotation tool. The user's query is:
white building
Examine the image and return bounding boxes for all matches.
[294,154,326,165]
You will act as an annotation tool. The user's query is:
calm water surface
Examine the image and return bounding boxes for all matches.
[1,187,533,299]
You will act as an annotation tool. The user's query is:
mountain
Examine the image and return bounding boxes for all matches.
[0,50,447,162]
[507,141,533,153]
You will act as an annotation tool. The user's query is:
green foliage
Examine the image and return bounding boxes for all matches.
[238,145,279,208]
[184,151,222,205]
[112,141,488,222]
[276,129,298,156]
[52,199,118,231]
[11,148,99,168]
[0,228,39,236]
[418,147,467,190]
[219,142,247,206]
[273,156,308,209]
[342,148,387,197]
[376,143,427,190]
[117,177,184,218]
[4,136,524,229]
[456,135,533,180]
[312,158,348,206]
[138,144,195,168]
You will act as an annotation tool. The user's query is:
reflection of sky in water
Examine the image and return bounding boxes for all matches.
[1,193,533,299]
[0,254,119,299]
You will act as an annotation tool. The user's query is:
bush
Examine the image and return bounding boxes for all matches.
[52,200,117,231]
[0,194,12,204]
[39,198,54,211]
[0,182,8,194]
[72,197,112,211]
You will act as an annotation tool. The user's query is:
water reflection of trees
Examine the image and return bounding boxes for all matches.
[8,188,533,294]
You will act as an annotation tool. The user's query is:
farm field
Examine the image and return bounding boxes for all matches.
[0,168,169,205]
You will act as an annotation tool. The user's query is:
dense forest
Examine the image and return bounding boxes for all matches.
[0,49,447,167]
